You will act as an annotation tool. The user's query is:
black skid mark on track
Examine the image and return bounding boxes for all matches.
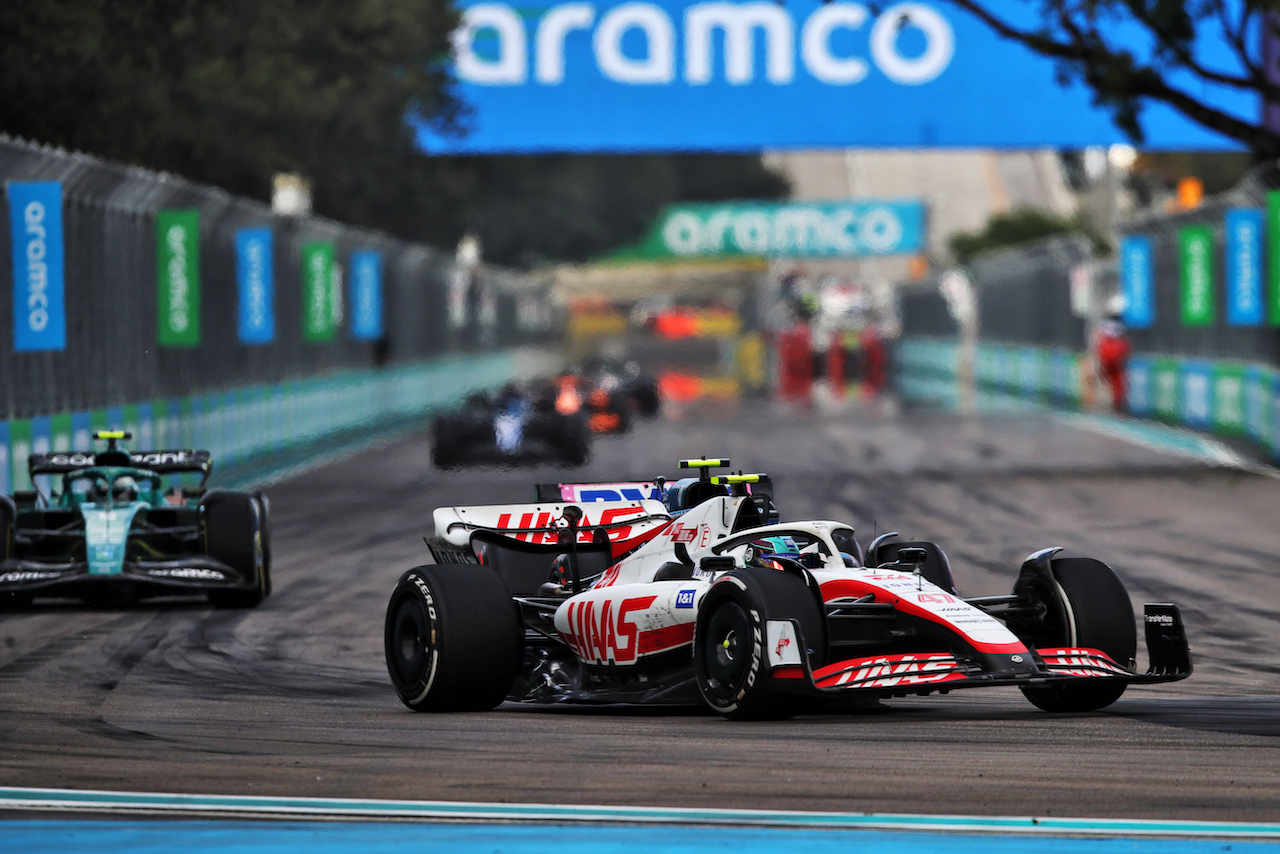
[0,613,143,683]
[91,614,181,697]
[1113,696,1280,738]
[74,715,167,743]
[955,482,1040,524]
[165,607,387,702]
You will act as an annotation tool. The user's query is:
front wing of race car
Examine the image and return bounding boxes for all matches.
[766,603,1191,697]
[0,505,260,601]
[0,556,258,599]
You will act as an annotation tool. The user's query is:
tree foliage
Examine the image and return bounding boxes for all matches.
[948,207,1109,264]
[0,1,788,265]
[0,0,460,201]
[941,0,1280,156]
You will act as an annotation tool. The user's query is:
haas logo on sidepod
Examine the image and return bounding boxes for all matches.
[561,596,657,664]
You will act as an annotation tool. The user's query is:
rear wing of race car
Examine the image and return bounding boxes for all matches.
[29,449,213,481]
[535,481,664,503]
[433,499,671,558]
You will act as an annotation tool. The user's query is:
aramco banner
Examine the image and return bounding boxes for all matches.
[236,227,275,344]
[7,181,66,352]
[417,0,1252,153]
[157,210,200,347]
[302,242,337,343]
[616,199,925,259]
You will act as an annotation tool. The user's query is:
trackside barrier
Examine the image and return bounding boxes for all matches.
[0,136,560,423]
[0,350,551,493]
[896,337,1280,460]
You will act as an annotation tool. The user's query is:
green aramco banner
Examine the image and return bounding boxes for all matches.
[302,241,336,342]
[156,210,200,346]
[1178,224,1215,327]
[612,199,926,260]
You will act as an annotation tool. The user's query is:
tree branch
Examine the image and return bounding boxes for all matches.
[939,0,1280,155]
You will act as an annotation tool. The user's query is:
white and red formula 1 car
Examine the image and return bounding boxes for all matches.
[384,459,1191,719]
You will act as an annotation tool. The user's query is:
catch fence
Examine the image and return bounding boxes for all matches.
[0,135,555,422]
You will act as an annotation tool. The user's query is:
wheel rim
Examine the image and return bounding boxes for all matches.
[390,598,431,684]
[700,600,753,703]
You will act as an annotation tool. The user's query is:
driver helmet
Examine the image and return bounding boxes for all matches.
[87,478,111,503]
[745,535,799,568]
[111,476,138,502]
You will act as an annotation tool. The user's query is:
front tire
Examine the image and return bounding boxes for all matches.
[431,418,461,469]
[693,568,825,720]
[1017,557,1136,712]
[384,565,522,712]
[202,491,268,608]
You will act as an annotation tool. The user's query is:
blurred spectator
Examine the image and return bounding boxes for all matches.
[860,323,887,394]
[1094,316,1130,412]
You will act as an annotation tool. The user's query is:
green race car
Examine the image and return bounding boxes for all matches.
[0,431,271,608]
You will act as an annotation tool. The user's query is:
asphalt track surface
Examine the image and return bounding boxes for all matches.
[2,395,1279,824]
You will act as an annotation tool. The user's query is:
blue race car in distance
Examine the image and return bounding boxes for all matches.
[431,384,591,469]
[0,431,270,608]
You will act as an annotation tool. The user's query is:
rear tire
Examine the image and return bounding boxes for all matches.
[1018,557,1136,712]
[561,421,590,467]
[202,491,268,608]
[0,498,32,606]
[693,568,825,720]
[0,495,13,561]
[431,418,467,468]
[252,492,273,597]
[627,381,660,417]
[384,565,522,712]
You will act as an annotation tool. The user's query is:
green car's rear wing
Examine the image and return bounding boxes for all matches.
[28,449,213,481]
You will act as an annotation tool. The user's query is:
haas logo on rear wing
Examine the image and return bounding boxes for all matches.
[434,499,671,550]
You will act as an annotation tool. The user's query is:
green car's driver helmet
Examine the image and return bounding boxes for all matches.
[111,476,138,502]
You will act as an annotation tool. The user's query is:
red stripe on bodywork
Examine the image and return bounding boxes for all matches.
[611,524,665,559]
[637,622,694,655]
[1037,647,1128,676]
[819,578,1029,656]
[772,665,806,680]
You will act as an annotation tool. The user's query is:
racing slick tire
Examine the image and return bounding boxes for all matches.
[1017,557,1136,713]
[0,496,30,609]
[202,491,269,609]
[252,491,274,597]
[0,495,12,556]
[693,567,825,721]
[557,416,591,467]
[431,419,462,469]
[384,564,522,712]
[626,380,661,418]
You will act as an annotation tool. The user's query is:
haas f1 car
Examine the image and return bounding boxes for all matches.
[0,431,271,608]
[385,459,1191,719]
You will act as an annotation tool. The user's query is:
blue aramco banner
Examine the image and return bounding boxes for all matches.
[236,227,275,344]
[349,250,384,340]
[8,181,67,351]
[417,0,1253,153]
[1225,208,1264,326]
[1120,235,1154,329]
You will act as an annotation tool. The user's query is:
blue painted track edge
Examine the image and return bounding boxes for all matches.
[1,787,1277,839]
